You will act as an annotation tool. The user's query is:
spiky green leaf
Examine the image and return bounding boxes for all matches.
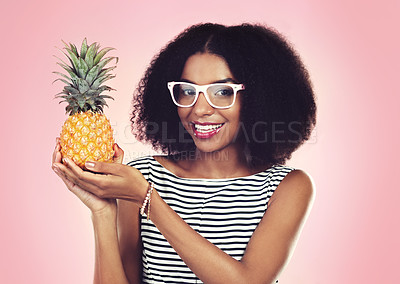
[61,40,70,50]
[85,65,101,86]
[56,62,75,77]
[53,71,72,82]
[85,42,97,69]
[96,97,107,105]
[64,86,80,94]
[76,57,89,78]
[55,91,68,98]
[99,94,114,100]
[80,38,88,58]
[56,95,69,100]
[56,67,79,87]
[96,85,114,93]
[76,78,90,93]
[85,89,101,97]
[96,56,117,72]
[77,96,86,109]
[61,40,79,57]
[52,78,72,86]
[94,42,100,55]
[91,74,115,89]
[64,46,80,73]
[70,43,79,57]
[98,66,117,78]
[93,47,115,65]
[55,38,117,114]
[54,52,72,68]
[87,97,95,105]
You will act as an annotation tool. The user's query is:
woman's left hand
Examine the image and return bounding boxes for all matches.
[53,152,149,208]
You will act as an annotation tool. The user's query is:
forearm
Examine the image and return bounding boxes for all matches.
[92,210,129,284]
[150,191,253,284]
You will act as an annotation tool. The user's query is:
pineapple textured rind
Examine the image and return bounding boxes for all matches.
[60,112,115,168]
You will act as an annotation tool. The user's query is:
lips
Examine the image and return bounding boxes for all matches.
[191,122,224,139]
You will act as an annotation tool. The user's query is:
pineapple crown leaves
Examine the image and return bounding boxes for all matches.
[53,38,118,115]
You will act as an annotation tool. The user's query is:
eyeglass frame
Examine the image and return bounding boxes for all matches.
[167,81,245,109]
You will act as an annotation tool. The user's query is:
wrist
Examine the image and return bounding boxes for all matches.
[135,179,151,207]
[91,206,117,222]
[140,182,155,220]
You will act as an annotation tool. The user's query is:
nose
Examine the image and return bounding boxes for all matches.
[192,92,214,116]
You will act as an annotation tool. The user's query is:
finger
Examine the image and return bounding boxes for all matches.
[53,165,75,189]
[113,143,124,164]
[53,163,80,192]
[52,138,61,164]
[84,160,126,177]
[53,161,108,204]
[54,166,105,208]
[53,163,116,214]
[57,159,107,194]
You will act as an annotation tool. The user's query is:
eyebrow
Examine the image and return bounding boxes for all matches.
[179,78,238,84]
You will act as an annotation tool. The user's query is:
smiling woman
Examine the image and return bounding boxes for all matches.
[52,23,316,283]
[176,53,244,155]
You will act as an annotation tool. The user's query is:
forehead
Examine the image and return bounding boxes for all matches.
[181,53,235,85]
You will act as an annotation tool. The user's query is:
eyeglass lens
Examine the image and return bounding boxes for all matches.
[172,83,235,107]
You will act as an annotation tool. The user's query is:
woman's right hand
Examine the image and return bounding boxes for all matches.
[52,138,117,216]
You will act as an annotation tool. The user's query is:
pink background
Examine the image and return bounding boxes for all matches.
[1,0,399,283]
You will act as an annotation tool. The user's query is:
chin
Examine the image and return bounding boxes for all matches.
[193,138,232,155]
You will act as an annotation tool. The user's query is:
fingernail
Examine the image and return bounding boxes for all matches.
[85,161,95,168]
[53,165,60,174]
[63,158,69,164]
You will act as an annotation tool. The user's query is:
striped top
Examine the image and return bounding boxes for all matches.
[127,156,295,284]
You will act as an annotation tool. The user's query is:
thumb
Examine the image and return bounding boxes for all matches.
[113,143,124,164]
[84,160,124,176]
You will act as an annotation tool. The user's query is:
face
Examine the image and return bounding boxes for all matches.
[177,52,243,154]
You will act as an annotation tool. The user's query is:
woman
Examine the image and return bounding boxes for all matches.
[52,23,316,283]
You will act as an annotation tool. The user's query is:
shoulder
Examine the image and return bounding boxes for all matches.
[268,168,315,207]
[128,155,186,177]
[126,156,158,177]
[153,154,191,177]
[126,155,155,167]
[280,169,315,191]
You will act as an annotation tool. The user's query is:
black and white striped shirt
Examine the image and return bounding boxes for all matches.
[128,156,295,283]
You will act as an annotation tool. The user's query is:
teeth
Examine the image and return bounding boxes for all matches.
[194,123,223,133]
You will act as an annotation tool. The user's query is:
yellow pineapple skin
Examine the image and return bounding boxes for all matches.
[60,111,115,168]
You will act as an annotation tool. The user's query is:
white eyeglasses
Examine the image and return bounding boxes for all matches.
[167,81,245,109]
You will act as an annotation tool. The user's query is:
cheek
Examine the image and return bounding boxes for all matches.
[177,108,185,121]
[227,105,242,124]
[227,108,243,135]
[177,108,191,128]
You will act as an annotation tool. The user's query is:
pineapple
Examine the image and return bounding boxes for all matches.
[54,38,117,168]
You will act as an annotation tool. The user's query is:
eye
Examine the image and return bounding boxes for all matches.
[181,88,196,96]
[214,86,234,97]
[178,84,196,96]
[174,84,196,97]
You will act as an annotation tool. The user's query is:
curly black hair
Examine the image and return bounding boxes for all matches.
[131,23,316,167]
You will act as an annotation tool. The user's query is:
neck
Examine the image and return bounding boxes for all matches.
[184,144,251,179]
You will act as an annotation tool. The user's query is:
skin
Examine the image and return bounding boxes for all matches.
[52,52,315,284]
[168,53,251,179]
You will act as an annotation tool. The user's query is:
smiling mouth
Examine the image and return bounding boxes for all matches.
[193,123,224,133]
[191,123,225,139]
